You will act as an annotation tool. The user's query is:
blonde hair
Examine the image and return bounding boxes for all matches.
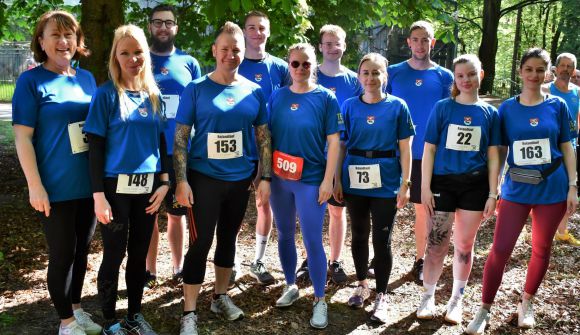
[451,54,482,98]
[108,24,161,118]
[287,43,318,84]
[214,21,244,41]
[358,52,388,74]
[319,24,346,42]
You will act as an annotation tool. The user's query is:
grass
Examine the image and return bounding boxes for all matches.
[0,121,15,153]
[0,83,15,102]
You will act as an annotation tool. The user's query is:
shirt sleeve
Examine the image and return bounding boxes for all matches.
[488,106,502,146]
[423,102,441,144]
[559,99,573,143]
[253,87,268,126]
[175,82,196,127]
[190,58,202,80]
[441,69,454,99]
[12,72,39,128]
[325,92,344,135]
[84,85,113,137]
[340,101,349,142]
[498,102,510,146]
[398,100,416,140]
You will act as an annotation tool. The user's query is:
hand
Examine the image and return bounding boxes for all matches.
[29,183,50,217]
[567,187,578,215]
[421,188,435,217]
[482,197,497,220]
[318,179,333,205]
[255,180,271,207]
[396,185,410,209]
[93,192,113,224]
[146,184,169,214]
[175,181,194,207]
[333,181,343,203]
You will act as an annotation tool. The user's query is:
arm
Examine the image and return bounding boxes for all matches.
[173,123,193,207]
[483,146,501,219]
[87,133,113,224]
[145,132,170,214]
[421,142,437,216]
[333,140,347,203]
[397,137,412,208]
[560,141,578,215]
[319,133,340,204]
[254,124,272,207]
[13,124,50,216]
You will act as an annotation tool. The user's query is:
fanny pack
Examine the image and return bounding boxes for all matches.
[509,157,562,185]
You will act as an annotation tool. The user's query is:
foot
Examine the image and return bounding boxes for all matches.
[172,271,184,285]
[179,313,198,335]
[59,321,86,335]
[249,261,275,285]
[416,293,435,319]
[517,299,535,329]
[73,309,102,335]
[444,295,463,325]
[554,230,580,247]
[466,307,490,335]
[144,271,158,290]
[367,258,375,278]
[210,295,244,321]
[370,292,389,323]
[124,313,157,335]
[309,300,328,329]
[275,284,300,307]
[347,286,370,308]
[411,259,424,284]
[296,259,310,284]
[328,260,348,285]
[101,322,129,335]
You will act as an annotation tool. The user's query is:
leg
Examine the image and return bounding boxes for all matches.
[328,204,346,262]
[345,194,371,284]
[369,197,398,294]
[145,217,159,275]
[167,213,186,273]
[423,211,454,288]
[414,204,428,260]
[452,210,483,287]
[70,198,97,307]
[270,177,298,284]
[254,201,273,260]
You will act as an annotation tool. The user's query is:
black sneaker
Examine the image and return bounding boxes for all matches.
[296,259,310,283]
[328,260,348,285]
[144,271,157,290]
[249,261,276,285]
[172,271,183,285]
[412,258,424,284]
[367,258,375,278]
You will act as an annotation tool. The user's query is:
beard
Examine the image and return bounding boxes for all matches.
[151,34,175,53]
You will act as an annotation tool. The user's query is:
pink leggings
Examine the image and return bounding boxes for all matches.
[482,199,566,304]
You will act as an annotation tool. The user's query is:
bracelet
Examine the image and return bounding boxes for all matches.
[160,180,171,187]
[260,176,272,182]
[488,192,498,199]
[569,183,577,188]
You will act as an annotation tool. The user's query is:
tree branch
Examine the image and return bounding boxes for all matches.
[500,0,559,17]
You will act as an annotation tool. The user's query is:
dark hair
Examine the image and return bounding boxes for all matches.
[520,47,550,69]
[243,10,269,27]
[149,4,177,22]
[214,21,244,41]
[31,10,90,63]
[409,20,434,39]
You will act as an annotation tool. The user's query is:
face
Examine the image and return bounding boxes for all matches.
[358,60,387,93]
[519,57,548,90]
[244,16,270,50]
[572,70,580,86]
[39,20,77,66]
[319,33,345,62]
[407,28,435,61]
[212,33,244,72]
[289,49,314,84]
[148,11,177,51]
[454,62,482,95]
[555,57,575,82]
[115,36,145,80]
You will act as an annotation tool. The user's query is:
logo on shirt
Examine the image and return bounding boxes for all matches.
[337,113,344,124]
[464,116,472,126]
[254,74,263,82]
[290,103,299,111]
[226,97,236,106]
[138,107,148,117]
[160,67,169,75]
[367,115,375,125]
[529,118,539,127]
[415,79,423,87]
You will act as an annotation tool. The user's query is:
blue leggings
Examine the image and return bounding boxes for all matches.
[270,176,327,297]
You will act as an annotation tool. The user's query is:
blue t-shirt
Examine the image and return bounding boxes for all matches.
[386,61,453,159]
[424,98,501,175]
[84,81,165,177]
[317,68,363,106]
[550,83,579,146]
[500,96,572,204]
[341,95,415,198]
[268,85,344,185]
[175,75,268,181]
[151,49,202,155]
[239,53,289,161]
[12,66,97,202]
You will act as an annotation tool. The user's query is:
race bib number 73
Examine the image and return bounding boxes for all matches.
[348,164,381,189]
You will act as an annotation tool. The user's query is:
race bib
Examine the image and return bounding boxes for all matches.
[348,164,382,189]
[207,131,243,159]
[116,173,154,194]
[162,94,179,119]
[273,150,304,181]
[68,121,88,154]
[513,138,551,166]
[445,124,481,151]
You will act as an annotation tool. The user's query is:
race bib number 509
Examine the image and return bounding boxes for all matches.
[273,150,304,181]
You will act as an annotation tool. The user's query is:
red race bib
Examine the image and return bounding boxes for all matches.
[273,150,304,181]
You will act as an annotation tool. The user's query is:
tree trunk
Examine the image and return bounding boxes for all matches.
[510,7,522,96]
[80,0,124,85]
[478,0,502,95]
[541,4,551,49]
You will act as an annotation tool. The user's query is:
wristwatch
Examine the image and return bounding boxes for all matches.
[160,180,171,187]
[261,176,272,182]
[402,180,412,187]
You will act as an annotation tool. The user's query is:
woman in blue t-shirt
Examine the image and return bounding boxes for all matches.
[467,48,578,334]
[12,11,101,335]
[333,53,414,322]
[84,25,169,334]
[418,54,501,325]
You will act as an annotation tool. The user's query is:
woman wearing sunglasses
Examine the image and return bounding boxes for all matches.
[268,43,342,329]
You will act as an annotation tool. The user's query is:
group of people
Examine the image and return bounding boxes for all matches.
[12,4,579,335]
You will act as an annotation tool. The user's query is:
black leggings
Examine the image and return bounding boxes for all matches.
[345,194,397,293]
[41,198,96,319]
[182,170,251,285]
[98,178,157,320]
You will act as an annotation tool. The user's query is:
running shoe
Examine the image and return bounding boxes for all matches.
[59,321,86,335]
[124,313,157,335]
[210,295,244,321]
[555,230,580,246]
[179,313,198,335]
[73,309,102,335]
[517,299,535,329]
[416,293,435,319]
[249,261,275,285]
[172,271,184,285]
[101,323,129,335]
[296,259,310,283]
[466,307,490,335]
[444,295,463,325]
[275,284,300,307]
[411,258,424,284]
[328,260,348,285]
[347,286,370,308]
[370,292,389,323]
[144,271,158,290]
[310,300,328,329]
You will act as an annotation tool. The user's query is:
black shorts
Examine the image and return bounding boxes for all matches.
[163,156,188,216]
[327,194,345,207]
[430,168,489,212]
[410,159,422,204]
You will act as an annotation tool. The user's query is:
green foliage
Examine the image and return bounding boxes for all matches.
[0,83,14,102]
[558,0,580,55]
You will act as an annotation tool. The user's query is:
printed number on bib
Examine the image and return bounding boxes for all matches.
[116,173,154,194]
[207,131,243,159]
[162,94,179,119]
[273,150,304,181]
[445,124,481,151]
[512,138,551,166]
[348,164,381,189]
[68,121,88,154]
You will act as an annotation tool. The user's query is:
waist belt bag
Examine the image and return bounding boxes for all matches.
[509,157,562,185]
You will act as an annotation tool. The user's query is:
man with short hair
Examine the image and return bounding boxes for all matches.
[571,69,580,86]
[145,4,202,288]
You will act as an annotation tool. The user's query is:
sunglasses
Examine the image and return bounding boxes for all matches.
[290,61,311,70]
[150,19,176,28]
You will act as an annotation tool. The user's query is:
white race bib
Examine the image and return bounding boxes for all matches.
[162,94,179,119]
[348,164,382,189]
[68,121,88,154]
[207,131,243,159]
[116,173,154,194]
[513,138,551,166]
[445,124,481,151]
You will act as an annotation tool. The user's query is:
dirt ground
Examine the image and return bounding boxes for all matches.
[0,127,579,335]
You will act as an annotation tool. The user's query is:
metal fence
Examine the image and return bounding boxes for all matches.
[0,43,33,102]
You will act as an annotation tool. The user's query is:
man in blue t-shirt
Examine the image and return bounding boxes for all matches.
[386,20,453,284]
[145,4,202,288]
[541,52,580,246]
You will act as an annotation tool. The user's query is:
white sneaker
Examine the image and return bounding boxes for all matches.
[210,295,244,321]
[73,309,102,335]
[466,307,490,335]
[179,313,198,335]
[275,284,299,307]
[59,320,86,335]
[370,292,389,323]
[310,300,328,329]
[416,293,435,319]
[517,300,535,329]
[444,295,463,325]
